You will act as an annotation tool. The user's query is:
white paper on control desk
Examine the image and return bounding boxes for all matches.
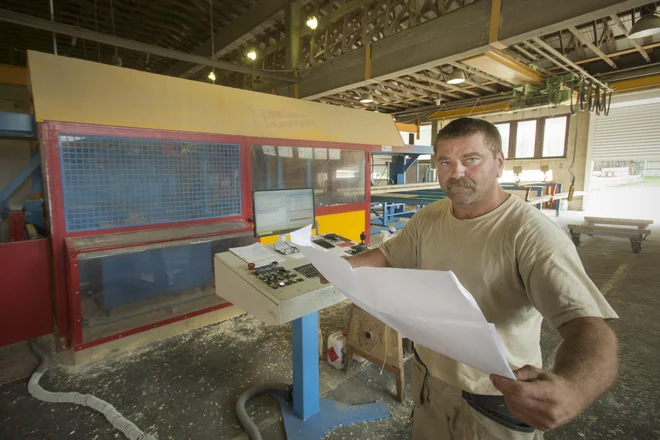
[289,225,516,380]
[228,242,284,267]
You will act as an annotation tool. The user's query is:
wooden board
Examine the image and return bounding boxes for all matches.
[569,224,651,238]
[584,217,654,228]
[344,305,406,402]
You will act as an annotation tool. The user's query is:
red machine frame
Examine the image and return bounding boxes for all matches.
[40,121,374,351]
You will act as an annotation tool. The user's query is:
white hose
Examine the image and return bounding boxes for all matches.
[27,339,158,440]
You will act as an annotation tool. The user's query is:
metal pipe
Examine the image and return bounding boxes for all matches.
[512,44,539,62]
[531,37,611,90]
[524,42,572,72]
[0,9,300,83]
[49,0,57,55]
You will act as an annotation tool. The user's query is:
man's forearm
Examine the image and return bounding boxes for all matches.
[554,317,618,403]
[346,248,392,268]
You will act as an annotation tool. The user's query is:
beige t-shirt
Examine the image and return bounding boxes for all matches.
[379,194,618,395]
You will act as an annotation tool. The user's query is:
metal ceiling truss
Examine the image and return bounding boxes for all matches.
[213,0,478,90]
[1,0,658,120]
[0,0,257,74]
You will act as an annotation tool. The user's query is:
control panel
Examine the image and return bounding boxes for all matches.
[214,233,368,325]
[252,262,305,289]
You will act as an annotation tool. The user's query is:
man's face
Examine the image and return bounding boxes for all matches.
[435,132,504,206]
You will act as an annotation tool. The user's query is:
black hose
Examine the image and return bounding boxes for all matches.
[570,86,578,115]
[587,81,594,112]
[604,92,612,116]
[236,383,291,440]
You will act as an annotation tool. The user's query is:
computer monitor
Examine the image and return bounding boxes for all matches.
[252,188,315,238]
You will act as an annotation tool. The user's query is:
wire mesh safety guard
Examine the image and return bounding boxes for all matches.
[58,135,242,232]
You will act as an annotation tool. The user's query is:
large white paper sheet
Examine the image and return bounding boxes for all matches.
[289,227,515,380]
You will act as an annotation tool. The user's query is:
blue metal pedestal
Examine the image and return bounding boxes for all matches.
[276,312,390,440]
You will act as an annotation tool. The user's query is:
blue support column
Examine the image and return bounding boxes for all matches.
[390,156,406,185]
[389,155,421,186]
[292,312,320,420]
[30,148,42,195]
[274,312,390,439]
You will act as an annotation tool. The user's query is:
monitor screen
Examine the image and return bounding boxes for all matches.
[253,188,315,238]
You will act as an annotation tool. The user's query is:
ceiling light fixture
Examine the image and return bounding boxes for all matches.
[208,71,216,82]
[629,5,660,39]
[306,16,319,30]
[359,93,374,103]
[247,49,257,61]
[447,69,466,85]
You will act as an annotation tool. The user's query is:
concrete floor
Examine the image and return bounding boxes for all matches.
[2,193,660,439]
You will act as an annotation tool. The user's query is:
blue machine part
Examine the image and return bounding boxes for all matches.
[99,242,212,309]
[23,199,46,230]
[388,154,420,185]
[58,135,242,232]
[0,154,41,218]
[0,112,37,139]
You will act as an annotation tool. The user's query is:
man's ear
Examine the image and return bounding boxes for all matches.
[496,152,505,178]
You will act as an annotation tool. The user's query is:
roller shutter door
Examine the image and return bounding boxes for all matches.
[592,102,660,160]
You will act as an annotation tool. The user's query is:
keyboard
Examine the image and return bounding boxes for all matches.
[312,239,335,249]
[294,263,320,278]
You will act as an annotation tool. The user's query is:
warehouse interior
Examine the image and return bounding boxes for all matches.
[1,0,660,439]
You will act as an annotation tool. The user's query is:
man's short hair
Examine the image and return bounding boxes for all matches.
[434,117,502,158]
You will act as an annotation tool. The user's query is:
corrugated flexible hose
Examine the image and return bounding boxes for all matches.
[27,339,158,440]
[236,383,291,440]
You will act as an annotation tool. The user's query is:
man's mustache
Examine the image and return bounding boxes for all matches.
[447,177,476,190]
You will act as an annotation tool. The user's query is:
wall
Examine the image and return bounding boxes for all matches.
[437,105,591,210]
[0,84,28,112]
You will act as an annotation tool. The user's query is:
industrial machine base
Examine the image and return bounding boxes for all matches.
[215,237,391,439]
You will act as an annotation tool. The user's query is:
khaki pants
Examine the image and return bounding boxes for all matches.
[411,360,543,440]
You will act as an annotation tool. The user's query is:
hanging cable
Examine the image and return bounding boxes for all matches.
[49,0,57,55]
[94,0,101,62]
[603,91,612,116]
[567,112,580,202]
[109,0,120,66]
[587,80,595,112]
[208,0,216,82]
[570,84,578,115]
[578,79,587,112]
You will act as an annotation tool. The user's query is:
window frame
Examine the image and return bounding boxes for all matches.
[500,116,569,160]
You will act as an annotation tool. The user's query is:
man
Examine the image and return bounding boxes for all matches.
[346,118,618,439]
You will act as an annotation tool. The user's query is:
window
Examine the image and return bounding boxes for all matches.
[542,116,568,157]
[494,123,510,159]
[515,120,537,158]
[251,146,366,207]
[496,116,569,160]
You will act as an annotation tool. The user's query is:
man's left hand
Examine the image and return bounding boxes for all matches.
[490,365,587,431]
